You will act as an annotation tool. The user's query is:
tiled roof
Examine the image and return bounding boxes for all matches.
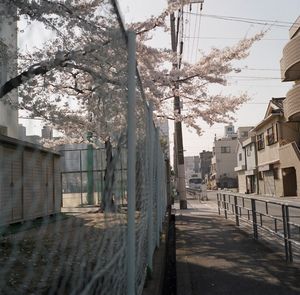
[271,97,285,110]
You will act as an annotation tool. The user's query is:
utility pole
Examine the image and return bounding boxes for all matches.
[169,0,204,209]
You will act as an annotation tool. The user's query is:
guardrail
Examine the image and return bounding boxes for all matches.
[217,192,300,263]
[186,187,208,201]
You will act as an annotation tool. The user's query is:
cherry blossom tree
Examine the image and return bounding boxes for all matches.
[0,0,264,141]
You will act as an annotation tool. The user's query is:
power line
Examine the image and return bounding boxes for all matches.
[241,67,280,71]
[227,75,281,80]
[183,36,288,41]
[186,12,297,28]
[228,84,291,87]
[19,117,44,120]
[194,4,202,63]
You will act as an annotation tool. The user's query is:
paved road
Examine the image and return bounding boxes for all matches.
[174,196,300,295]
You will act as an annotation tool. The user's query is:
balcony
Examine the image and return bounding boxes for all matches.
[281,34,300,81]
[283,84,300,121]
[279,141,300,168]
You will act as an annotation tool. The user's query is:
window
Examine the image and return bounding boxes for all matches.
[239,153,242,161]
[258,171,263,180]
[246,146,252,156]
[241,131,248,138]
[273,168,279,180]
[266,126,276,145]
[257,133,265,150]
[221,146,231,153]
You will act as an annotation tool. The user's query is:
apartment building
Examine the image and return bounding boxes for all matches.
[0,3,18,138]
[279,16,300,197]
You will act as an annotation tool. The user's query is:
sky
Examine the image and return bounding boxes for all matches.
[118,0,300,157]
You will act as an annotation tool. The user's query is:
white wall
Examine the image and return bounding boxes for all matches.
[214,138,238,179]
[244,141,257,170]
[236,141,245,168]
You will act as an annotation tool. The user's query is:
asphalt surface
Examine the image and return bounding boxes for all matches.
[174,194,300,295]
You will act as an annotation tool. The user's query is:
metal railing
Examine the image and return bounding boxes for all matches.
[217,192,300,263]
[186,187,208,201]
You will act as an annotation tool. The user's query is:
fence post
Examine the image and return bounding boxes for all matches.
[156,127,161,248]
[251,198,258,240]
[147,101,154,271]
[217,193,221,215]
[127,30,136,295]
[286,206,293,262]
[282,204,293,263]
[79,150,83,205]
[223,194,227,219]
[234,195,239,226]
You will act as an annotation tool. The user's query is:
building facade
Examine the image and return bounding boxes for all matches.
[234,127,254,193]
[242,136,258,194]
[184,155,200,182]
[279,16,300,197]
[199,150,212,181]
[211,124,238,189]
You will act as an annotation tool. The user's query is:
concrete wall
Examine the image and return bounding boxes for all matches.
[0,3,18,138]
[236,141,245,168]
[237,171,247,193]
[0,135,61,226]
[214,138,238,179]
[245,142,256,170]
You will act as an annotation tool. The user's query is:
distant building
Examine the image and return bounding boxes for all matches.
[42,125,53,140]
[234,127,254,193]
[199,150,212,180]
[0,3,18,138]
[242,136,258,194]
[184,156,200,182]
[224,122,236,138]
[211,124,238,189]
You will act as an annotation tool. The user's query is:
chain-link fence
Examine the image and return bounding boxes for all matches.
[0,1,168,294]
[60,146,127,208]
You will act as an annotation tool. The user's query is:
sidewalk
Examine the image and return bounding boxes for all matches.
[174,197,300,295]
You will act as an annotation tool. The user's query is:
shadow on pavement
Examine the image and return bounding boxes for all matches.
[176,213,300,295]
